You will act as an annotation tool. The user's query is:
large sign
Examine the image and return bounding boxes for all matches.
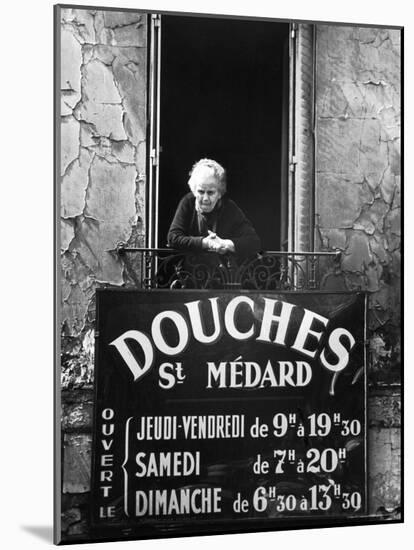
[91,290,367,538]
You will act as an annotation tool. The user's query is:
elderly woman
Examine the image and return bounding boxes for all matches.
[167,159,261,259]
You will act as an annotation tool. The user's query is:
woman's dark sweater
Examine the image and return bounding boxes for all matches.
[167,193,261,258]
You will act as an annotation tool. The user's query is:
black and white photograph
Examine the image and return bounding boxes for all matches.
[53,2,403,545]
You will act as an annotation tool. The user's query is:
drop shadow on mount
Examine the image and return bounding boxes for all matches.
[21,525,53,543]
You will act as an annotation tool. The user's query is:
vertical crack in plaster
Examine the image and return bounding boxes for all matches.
[316,26,400,379]
[61,12,140,359]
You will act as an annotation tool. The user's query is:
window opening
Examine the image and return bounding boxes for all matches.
[157,15,290,251]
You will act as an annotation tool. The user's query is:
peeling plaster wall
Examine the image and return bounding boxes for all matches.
[59,9,147,538]
[60,8,147,387]
[315,26,401,514]
[315,26,401,380]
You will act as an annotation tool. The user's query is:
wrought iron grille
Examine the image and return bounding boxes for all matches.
[116,244,341,291]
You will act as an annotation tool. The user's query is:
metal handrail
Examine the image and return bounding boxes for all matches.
[116,243,341,257]
[114,243,341,291]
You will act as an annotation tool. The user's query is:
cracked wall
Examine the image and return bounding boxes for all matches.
[315,25,401,514]
[59,7,148,540]
[315,26,401,384]
[60,8,147,387]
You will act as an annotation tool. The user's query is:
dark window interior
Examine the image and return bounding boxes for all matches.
[159,15,289,251]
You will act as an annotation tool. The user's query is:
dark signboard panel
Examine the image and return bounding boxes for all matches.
[91,290,367,539]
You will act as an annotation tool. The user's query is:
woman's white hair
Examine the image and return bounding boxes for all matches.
[188,158,227,195]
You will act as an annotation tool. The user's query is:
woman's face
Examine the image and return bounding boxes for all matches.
[192,170,221,213]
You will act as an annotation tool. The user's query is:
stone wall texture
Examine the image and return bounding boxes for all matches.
[315,25,401,384]
[314,25,401,515]
[59,7,147,388]
[368,388,401,516]
[58,8,147,539]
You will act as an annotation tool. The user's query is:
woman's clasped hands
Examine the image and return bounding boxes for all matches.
[202,230,235,255]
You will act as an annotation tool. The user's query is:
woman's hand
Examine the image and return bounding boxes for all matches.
[202,230,217,250]
[202,231,235,254]
[214,238,235,254]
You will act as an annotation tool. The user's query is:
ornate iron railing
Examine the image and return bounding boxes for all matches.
[116,244,341,291]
